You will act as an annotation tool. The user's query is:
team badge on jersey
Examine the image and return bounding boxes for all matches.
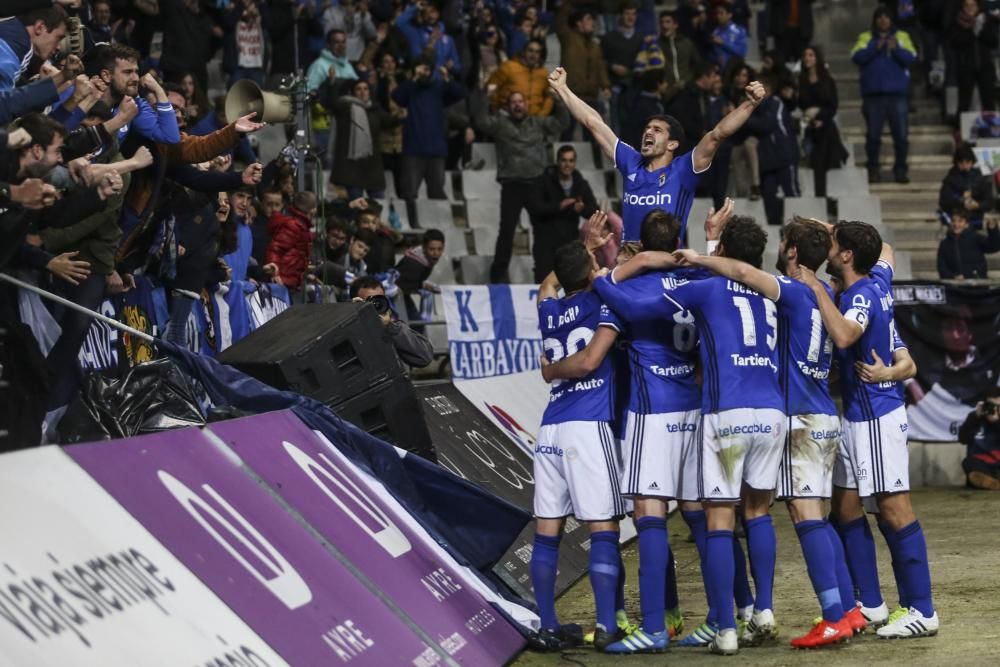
[658,172,666,186]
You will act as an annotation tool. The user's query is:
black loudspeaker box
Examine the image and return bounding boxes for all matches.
[333,374,435,461]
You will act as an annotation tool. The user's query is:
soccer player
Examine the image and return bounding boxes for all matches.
[672,218,866,647]
[546,66,765,244]
[796,221,938,639]
[543,209,699,653]
[594,215,784,655]
[529,237,627,651]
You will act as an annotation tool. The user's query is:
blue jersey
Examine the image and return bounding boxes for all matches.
[594,269,703,415]
[539,291,622,425]
[615,142,704,243]
[596,273,781,414]
[774,276,837,417]
[836,260,905,421]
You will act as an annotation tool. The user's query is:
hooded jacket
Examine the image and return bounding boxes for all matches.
[265,206,313,290]
[851,14,917,96]
[937,224,1000,279]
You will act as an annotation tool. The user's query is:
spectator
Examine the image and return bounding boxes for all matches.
[709,2,747,69]
[555,8,610,142]
[747,75,800,225]
[350,276,434,368]
[221,0,271,89]
[375,52,406,194]
[265,190,318,290]
[936,208,1000,279]
[768,0,815,65]
[395,227,444,319]
[527,145,599,282]
[487,38,552,117]
[948,0,999,118]
[958,387,1000,490]
[622,67,667,149]
[355,206,401,274]
[473,22,507,92]
[269,0,322,82]
[221,185,258,282]
[798,45,847,197]
[395,0,461,79]
[158,0,217,90]
[316,217,351,284]
[253,186,285,264]
[676,0,712,58]
[87,0,114,44]
[321,0,376,63]
[851,6,917,184]
[391,58,465,204]
[306,29,359,93]
[178,72,211,126]
[475,92,568,282]
[664,62,719,153]
[0,6,68,91]
[725,61,760,199]
[602,3,645,134]
[94,44,180,146]
[324,78,399,199]
[939,144,993,228]
[656,9,702,94]
[336,227,376,298]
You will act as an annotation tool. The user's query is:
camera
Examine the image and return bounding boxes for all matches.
[366,294,391,316]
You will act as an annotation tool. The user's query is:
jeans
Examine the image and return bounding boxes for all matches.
[761,163,801,226]
[45,273,107,410]
[164,291,197,349]
[862,94,909,177]
[346,187,386,201]
[490,180,534,283]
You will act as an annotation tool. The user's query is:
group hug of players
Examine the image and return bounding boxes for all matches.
[526,69,940,655]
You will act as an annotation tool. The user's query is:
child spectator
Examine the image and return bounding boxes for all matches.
[265,190,317,290]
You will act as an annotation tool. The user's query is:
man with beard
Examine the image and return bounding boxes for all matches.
[547,65,764,245]
[487,38,552,117]
[93,43,180,146]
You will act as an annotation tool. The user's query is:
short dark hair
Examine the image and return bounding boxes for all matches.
[357,208,379,223]
[570,9,593,27]
[423,228,445,245]
[352,228,377,247]
[553,241,593,292]
[162,82,185,97]
[783,218,831,271]
[659,9,679,21]
[18,5,67,29]
[644,114,686,148]
[326,29,346,42]
[833,220,882,274]
[720,215,768,268]
[94,43,141,74]
[948,206,969,221]
[640,209,681,252]
[954,143,976,165]
[556,144,576,160]
[326,217,351,235]
[350,275,383,298]
[15,112,67,151]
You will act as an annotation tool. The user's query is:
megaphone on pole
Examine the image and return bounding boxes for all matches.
[224,79,294,124]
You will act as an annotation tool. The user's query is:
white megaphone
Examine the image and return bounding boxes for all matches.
[224,79,293,124]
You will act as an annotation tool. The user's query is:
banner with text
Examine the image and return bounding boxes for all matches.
[0,447,285,666]
[892,281,1000,441]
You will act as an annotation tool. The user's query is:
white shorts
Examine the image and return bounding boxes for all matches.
[700,408,786,502]
[776,414,841,500]
[534,421,626,521]
[621,409,701,499]
[832,406,910,498]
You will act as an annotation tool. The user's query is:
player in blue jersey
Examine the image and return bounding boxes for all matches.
[543,210,700,653]
[595,215,784,655]
[546,66,765,244]
[673,218,868,648]
[795,221,937,640]
[529,237,627,652]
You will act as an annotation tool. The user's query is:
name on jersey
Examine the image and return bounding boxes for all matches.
[650,363,695,378]
[718,423,773,437]
[795,360,830,379]
[726,280,760,296]
[623,192,672,206]
[730,353,777,372]
[548,305,580,328]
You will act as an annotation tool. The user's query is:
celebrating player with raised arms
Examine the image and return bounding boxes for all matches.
[546,66,766,245]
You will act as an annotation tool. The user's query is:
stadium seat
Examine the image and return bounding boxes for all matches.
[837,196,882,224]
[508,255,535,283]
[579,169,609,199]
[472,226,499,255]
[461,170,499,199]
[437,224,469,256]
[686,198,714,251]
[374,198,412,230]
[545,33,561,68]
[459,255,492,283]
[465,199,499,229]
[732,197,767,224]
[428,256,457,285]
[414,199,456,229]
[470,143,498,169]
[783,196,828,221]
[894,250,913,279]
[826,167,870,197]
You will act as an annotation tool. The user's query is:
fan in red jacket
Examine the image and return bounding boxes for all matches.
[265,191,317,290]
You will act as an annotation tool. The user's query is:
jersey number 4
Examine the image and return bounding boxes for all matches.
[732,296,777,350]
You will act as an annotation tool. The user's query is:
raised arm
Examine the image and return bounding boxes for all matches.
[878,241,895,272]
[541,326,619,382]
[693,81,765,172]
[547,67,617,163]
[609,250,676,283]
[537,270,560,305]
[674,249,779,300]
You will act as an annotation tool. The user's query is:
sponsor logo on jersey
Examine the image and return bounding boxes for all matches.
[730,353,777,371]
[535,444,564,456]
[665,422,697,433]
[810,429,841,440]
[627,173,636,182]
[650,363,696,378]
[658,172,666,186]
[725,280,760,296]
[623,192,673,206]
[717,423,773,437]
[795,360,831,379]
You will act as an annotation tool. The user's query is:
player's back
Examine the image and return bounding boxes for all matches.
[836,261,904,421]
[604,269,702,415]
[666,275,782,414]
[775,276,837,417]
[538,290,620,425]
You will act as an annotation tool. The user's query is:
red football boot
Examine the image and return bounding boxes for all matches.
[790,618,851,649]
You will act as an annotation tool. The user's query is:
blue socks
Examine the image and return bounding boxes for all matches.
[834,516,884,608]
[824,520,857,612]
[795,520,844,622]
[706,530,737,631]
[636,516,668,634]
[890,521,934,617]
[590,531,621,631]
[665,545,680,611]
[682,509,716,625]
[744,516,775,612]
[732,530,755,611]
[877,520,910,609]
[615,548,626,611]
[530,533,561,630]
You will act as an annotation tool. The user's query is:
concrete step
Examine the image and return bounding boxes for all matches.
[850,135,954,157]
[884,221,946,243]
[842,125,952,138]
[838,107,944,131]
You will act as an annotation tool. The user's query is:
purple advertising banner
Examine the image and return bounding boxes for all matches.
[67,428,440,667]
[208,411,525,664]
